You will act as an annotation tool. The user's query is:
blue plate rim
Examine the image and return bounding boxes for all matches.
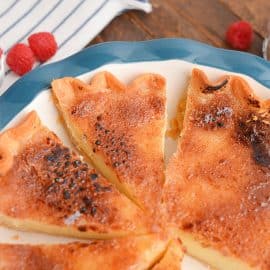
[1,38,270,129]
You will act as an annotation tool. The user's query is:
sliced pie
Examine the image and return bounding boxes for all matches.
[162,69,270,270]
[51,72,166,212]
[151,239,183,270]
[0,234,168,270]
[0,111,151,239]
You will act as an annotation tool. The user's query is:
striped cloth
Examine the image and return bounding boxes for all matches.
[0,0,151,94]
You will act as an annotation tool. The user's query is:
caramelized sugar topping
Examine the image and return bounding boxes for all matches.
[4,134,121,229]
[237,110,270,167]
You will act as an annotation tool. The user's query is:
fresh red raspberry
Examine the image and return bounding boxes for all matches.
[6,43,35,75]
[28,32,57,62]
[226,21,253,51]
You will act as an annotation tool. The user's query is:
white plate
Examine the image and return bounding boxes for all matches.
[1,59,270,269]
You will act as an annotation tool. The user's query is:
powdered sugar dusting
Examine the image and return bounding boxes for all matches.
[64,211,81,225]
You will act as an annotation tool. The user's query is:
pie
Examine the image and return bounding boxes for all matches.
[3,66,268,270]
[0,234,168,270]
[0,111,152,239]
[162,69,270,270]
[51,71,166,212]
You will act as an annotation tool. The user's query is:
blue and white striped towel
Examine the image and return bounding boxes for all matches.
[0,0,151,94]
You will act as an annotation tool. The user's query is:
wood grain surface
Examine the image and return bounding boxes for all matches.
[90,0,269,57]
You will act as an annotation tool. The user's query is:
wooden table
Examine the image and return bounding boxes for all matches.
[90,0,269,57]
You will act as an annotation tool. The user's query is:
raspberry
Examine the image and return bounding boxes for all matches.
[28,32,57,62]
[6,44,35,76]
[226,21,253,51]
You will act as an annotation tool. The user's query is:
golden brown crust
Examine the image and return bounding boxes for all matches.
[162,69,270,270]
[151,239,183,270]
[51,72,166,213]
[0,112,151,238]
[0,234,168,270]
[0,112,42,176]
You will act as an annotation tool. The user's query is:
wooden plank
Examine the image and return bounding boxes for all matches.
[89,0,264,57]
[91,35,104,44]
[165,0,263,55]
[222,0,269,37]
[127,0,216,46]
[89,13,151,46]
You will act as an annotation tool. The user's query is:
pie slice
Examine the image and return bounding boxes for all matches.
[151,239,183,270]
[0,111,151,239]
[0,234,168,270]
[51,72,166,212]
[162,69,270,270]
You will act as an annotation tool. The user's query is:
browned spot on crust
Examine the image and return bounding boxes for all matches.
[237,112,270,167]
[203,79,228,93]
[92,115,134,173]
[247,98,261,108]
[19,141,112,222]
[191,97,233,130]
[78,225,87,232]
